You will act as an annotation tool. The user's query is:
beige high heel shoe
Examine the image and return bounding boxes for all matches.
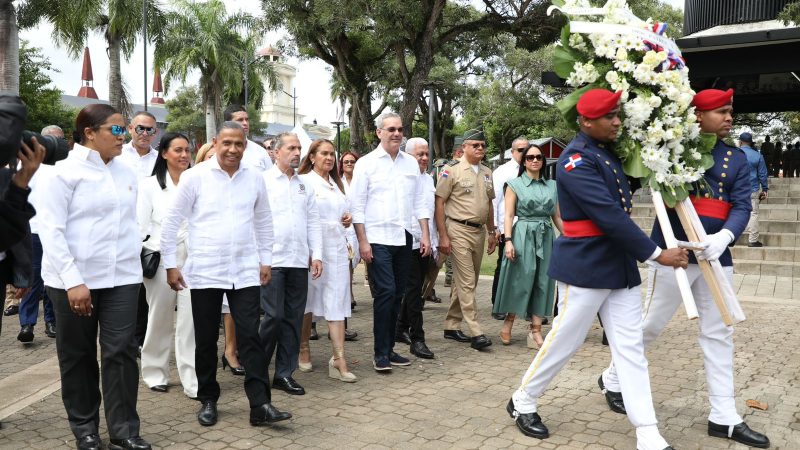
[298,342,313,372]
[527,324,544,350]
[500,313,515,345]
[328,347,357,383]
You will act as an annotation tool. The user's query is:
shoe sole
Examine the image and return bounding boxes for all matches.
[471,342,492,350]
[251,414,292,426]
[198,419,217,427]
[373,363,392,372]
[707,430,770,448]
[443,334,471,343]
[411,351,434,359]
[389,361,411,366]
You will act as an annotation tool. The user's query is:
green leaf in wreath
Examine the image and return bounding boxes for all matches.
[620,140,651,179]
[551,0,565,7]
[553,45,581,79]
[697,132,717,154]
[671,183,689,204]
[557,84,594,130]
[560,23,571,46]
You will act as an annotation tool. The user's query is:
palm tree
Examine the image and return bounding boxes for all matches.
[155,0,268,140]
[18,0,164,116]
[0,0,20,94]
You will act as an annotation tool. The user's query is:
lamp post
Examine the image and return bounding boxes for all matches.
[280,88,298,126]
[331,120,345,153]
[142,0,147,112]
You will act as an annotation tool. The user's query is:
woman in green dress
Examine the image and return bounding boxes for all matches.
[494,145,562,349]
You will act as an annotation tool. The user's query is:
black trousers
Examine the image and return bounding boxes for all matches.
[191,286,270,407]
[47,284,141,440]
[368,232,412,357]
[134,283,148,346]
[490,234,506,305]
[396,248,429,342]
[259,268,308,379]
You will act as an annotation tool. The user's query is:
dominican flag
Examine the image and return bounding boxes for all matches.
[652,22,667,35]
[564,154,583,172]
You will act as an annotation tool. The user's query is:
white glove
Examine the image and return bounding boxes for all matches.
[696,229,734,261]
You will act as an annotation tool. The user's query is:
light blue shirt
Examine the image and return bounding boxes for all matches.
[741,145,768,193]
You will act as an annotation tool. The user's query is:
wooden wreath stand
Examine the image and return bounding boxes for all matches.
[650,191,745,326]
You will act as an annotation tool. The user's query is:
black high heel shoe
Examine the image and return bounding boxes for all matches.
[221,355,245,376]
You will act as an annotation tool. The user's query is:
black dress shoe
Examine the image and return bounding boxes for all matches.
[250,403,292,425]
[149,384,168,393]
[443,330,470,342]
[107,436,152,450]
[395,330,412,345]
[708,421,770,448]
[492,312,506,320]
[598,375,626,414]
[3,304,19,316]
[76,434,103,450]
[17,324,34,343]
[44,321,56,338]
[272,376,305,395]
[470,334,492,350]
[344,329,359,341]
[309,324,319,340]
[506,399,549,439]
[410,341,434,359]
[197,400,217,426]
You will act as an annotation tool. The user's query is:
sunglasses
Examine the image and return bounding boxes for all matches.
[381,127,403,133]
[468,143,486,149]
[342,160,356,165]
[514,147,529,152]
[102,125,126,136]
[525,154,544,162]
[134,125,157,136]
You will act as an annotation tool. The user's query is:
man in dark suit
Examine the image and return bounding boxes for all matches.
[505,89,687,450]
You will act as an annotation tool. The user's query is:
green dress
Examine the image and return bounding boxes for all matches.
[493,174,557,318]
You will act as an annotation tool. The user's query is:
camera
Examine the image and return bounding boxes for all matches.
[0,95,68,167]
[21,130,68,165]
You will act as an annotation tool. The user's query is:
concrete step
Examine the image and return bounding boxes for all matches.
[735,232,800,247]
[731,246,800,263]
[733,259,800,277]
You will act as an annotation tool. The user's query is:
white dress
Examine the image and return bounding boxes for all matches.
[303,171,352,320]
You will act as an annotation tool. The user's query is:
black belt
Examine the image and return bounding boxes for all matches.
[448,217,482,229]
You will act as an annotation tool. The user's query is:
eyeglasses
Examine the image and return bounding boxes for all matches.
[102,125,126,136]
[468,143,486,149]
[525,154,544,162]
[342,160,356,165]
[381,127,403,133]
[134,125,157,136]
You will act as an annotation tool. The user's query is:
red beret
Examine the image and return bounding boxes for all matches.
[692,89,734,111]
[577,89,622,119]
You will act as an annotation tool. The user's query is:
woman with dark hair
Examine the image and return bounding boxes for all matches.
[38,104,151,450]
[296,140,357,382]
[137,132,197,397]
[338,151,359,194]
[493,145,563,349]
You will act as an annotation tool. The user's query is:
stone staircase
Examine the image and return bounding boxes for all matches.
[630,177,800,276]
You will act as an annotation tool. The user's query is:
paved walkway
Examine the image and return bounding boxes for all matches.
[0,267,798,449]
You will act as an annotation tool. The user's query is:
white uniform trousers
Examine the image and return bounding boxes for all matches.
[141,243,198,398]
[513,281,658,428]
[603,263,741,425]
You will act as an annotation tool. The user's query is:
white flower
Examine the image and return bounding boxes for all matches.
[566,61,600,87]
[569,34,588,51]
[614,59,635,73]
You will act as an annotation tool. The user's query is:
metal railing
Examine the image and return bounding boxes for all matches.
[683,0,792,35]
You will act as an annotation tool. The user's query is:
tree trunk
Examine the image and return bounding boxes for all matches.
[0,0,19,95]
[351,89,374,153]
[204,91,216,142]
[107,34,130,117]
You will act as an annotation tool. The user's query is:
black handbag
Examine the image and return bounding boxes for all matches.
[140,235,161,279]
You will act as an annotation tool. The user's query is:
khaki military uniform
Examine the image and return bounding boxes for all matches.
[436,159,494,336]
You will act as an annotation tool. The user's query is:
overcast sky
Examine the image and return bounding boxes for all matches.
[20,0,686,126]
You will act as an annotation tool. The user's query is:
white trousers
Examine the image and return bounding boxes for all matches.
[141,243,197,398]
[513,282,658,428]
[604,263,741,425]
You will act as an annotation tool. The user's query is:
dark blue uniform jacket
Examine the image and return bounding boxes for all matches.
[548,132,657,289]
[650,139,752,267]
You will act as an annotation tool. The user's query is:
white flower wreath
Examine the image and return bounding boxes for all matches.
[551,0,717,206]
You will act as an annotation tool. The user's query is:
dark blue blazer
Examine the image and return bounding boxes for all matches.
[548,132,658,289]
[650,139,752,266]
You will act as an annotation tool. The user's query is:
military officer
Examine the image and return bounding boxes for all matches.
[505,89,688,450]
[435,129,496,350]
[599,88,770,449]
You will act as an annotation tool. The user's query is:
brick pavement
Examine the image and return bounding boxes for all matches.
[0,267,798,449]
